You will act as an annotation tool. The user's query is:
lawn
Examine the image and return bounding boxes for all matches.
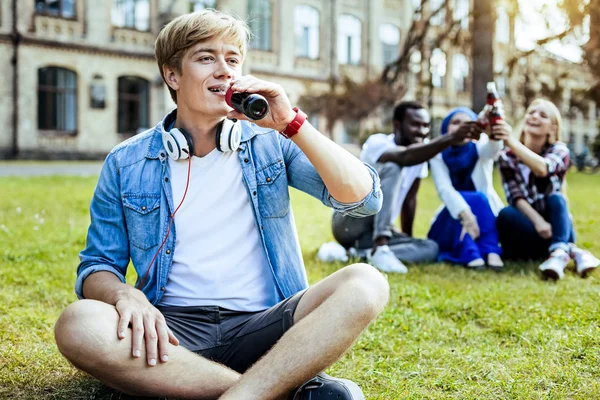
[1,170,599,399]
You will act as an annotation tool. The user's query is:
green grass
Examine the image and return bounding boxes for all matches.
[1,170,599,399]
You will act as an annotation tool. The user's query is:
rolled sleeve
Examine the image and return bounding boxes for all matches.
[329,163,382,217]
[75,264,126,299]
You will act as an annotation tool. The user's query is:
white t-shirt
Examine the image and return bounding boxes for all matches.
[360,133,428,220]
[158,149,279,312]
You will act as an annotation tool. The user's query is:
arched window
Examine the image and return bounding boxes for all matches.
[294,5,320,59]
[496,7,510,44]
[38,67,77,134]
[111,0,150,31]
[430,48,447,88]
[248,0,272,51]
[338,14,362,65]
[380,24,400,65]
[118,76,149,134]
[453,53,469,92]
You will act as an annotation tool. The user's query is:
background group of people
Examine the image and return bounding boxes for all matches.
[332,99,600,280]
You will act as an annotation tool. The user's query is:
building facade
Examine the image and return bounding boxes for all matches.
[0,0,596,159]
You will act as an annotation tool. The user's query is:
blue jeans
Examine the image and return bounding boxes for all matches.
[497,193,575,261]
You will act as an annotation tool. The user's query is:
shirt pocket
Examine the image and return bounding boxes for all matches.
[256,159,289,218]
[122,193,161,250]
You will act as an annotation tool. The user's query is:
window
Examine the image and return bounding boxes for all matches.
[430,0,445,26]
[35,0,75,18]
[112,0,150,31]
[118,76,149,134]
[294,5,320,59]
[248,0,272,51]
[430,48,446,88]
[496,7,510,44]
[190,0,215,12]
[380,24,400,65]
[454,0,469,30]
[38,67,77,134]
[338,14,362,65]
[453,53,469,92]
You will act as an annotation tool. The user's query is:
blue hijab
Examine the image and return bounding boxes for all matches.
[441,107,479,192]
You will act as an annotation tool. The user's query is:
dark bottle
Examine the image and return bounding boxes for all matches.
[486,82,504,126]
[225,87,269,120]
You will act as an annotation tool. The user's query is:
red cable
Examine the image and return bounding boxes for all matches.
[137,156,192,289]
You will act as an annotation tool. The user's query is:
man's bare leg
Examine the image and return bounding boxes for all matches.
[54,299,240,399]
[220,263,389,400]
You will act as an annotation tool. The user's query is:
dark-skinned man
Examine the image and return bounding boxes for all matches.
[332,101,482,273]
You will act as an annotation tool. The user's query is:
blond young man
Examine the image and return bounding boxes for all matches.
[54,9,388,400]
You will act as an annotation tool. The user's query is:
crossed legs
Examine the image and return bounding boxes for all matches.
[54,263,389,399]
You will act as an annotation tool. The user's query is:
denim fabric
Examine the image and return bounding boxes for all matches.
[76,110,382,305]
[497,193,575,260]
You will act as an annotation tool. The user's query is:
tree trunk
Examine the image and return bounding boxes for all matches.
[471,0,495,112]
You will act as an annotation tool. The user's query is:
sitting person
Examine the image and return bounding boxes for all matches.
[332,101,479,273]
[53,10,388,400]
[427,108,504,269]
[494,99,600,279]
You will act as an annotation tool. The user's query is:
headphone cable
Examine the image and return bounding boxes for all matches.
[137,156,192,290]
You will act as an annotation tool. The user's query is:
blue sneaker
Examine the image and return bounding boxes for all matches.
[289,373,365,400]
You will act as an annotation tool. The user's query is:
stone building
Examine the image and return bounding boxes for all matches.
[0,0,596,159]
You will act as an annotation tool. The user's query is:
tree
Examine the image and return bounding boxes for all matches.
[299,0,463,137]
[471,0,495,112]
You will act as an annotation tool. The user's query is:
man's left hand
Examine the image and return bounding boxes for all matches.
[227,75,296,132]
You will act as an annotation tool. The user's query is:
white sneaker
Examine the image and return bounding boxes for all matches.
[539,248,571,280]
[466,258,485,268]
[487,253,504,271]
[571,246,600,277]
[367,245,408,274]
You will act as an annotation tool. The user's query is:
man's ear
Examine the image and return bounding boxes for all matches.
[162,64,180,91]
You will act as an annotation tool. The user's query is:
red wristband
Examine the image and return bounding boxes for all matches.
[280,107,307,139]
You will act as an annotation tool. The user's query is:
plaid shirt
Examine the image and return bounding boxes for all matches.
[498,142,570,214]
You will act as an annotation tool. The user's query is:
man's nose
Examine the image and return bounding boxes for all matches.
[214,59,234,79]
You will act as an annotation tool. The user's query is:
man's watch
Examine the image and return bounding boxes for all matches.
[280,107,307,139]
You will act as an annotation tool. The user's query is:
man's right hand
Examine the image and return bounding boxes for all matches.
[114,287,179,366]
[449,121,483,145]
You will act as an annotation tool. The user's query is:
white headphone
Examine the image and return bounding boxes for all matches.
[161,112,242,160]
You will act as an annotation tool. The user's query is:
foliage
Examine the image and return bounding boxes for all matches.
[2,171,600,399]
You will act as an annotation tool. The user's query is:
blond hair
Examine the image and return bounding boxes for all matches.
[155,9,250,103]
[519,99,563,145]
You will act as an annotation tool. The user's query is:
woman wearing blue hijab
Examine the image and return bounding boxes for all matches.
[427,107,504,269]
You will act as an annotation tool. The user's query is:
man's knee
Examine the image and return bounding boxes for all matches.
[338,263,389,317]
[54,300,116,365]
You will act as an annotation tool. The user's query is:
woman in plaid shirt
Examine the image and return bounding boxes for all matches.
[492,99,599,280]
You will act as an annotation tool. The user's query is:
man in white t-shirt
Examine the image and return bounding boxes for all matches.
[333,101,479,273]
[54,10,386,400]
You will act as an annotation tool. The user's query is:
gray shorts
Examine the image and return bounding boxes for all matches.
[158,290,306,373]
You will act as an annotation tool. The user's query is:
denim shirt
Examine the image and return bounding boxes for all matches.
[76,110,382,305]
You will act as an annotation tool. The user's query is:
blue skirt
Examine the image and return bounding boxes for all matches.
[428,191,502,265]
